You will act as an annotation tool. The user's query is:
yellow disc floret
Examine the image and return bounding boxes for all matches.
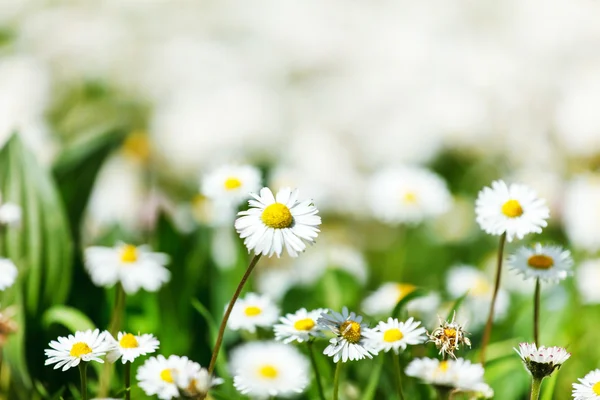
[258,365,278,379]
[261,203,293,229]
[383,328,404,343]
[444,328,457,338]
[293,318,316,331]
[438,360,449,372]
[119,333,139,349]
[160,368,174,383]
[70,342,92,358]
[527,254,554,270]
[402,192,418,204]
[593,381,600,395]
[340,321,362,344]
[120,244,138,263]
[244,306,262,316]
[224,177,242,190]
[501,199,523,218]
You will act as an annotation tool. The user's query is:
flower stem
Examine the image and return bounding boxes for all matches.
[207,254,262,375]
[333,362,342,400]
[307,341,326,400]
[79,362,88,400]
[109,283,126,336]
[534,278,540,345]
[434,385,452,400]
[124,362,131,400]
[480,232,507,366]
[530,377,543,400]
[392,352,405,400]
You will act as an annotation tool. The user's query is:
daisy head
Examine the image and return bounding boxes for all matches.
[508,243,573,283]
[84,243,170,294]
[273,307,326,344]
[367,317,427,354]
[573,369,600,400]
[515,342,571,379]
[227,292,279,333]
[230,341,310,399]
[428,313,471,359]
[106,331,160,364]
[136,355,194,400]
[317,307,377,363]
[0,258,18,291]
[234,187,321,258]
[361,282,417,316]
[44,329,110,371]
[475,180,550,242]
[201,164,262,204]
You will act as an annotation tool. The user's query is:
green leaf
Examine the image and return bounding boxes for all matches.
[541,371,558,400]
[361,355,385,400]
[446,291,469,321]
[42,305,96,332]
[191,298,218,347]
[392,288,427,319]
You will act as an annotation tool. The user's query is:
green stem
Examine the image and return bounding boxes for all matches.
[307,341,326,400]
[480,232,507,366]
[534,278,540,345]
[392,352,405,400]
[99,284,127,397]
[333,362,343,400]
[79,362,88,400]
[530,377,543,400]
[434,386,452,400]
[124,362,131,400]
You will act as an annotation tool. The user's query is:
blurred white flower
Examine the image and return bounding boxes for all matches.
[563,176,600,253]
[201,164,262,207]
[293,243,367,286]
[227,292,279,333]
[0,259,18,291]
[575,259,600,305]
[172,359,223,398]
[273,307,326,344]
[507,243,573,283]
[0,201,21,227]
[361,283,417,316]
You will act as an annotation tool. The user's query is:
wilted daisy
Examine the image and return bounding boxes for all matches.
[201,164,261,204]
[508,243,573,283]
[273,308,326,344]
[84,243,170,294]
[229,341,310,398]
[317,307,377,363]
[573,369,600,400]
[428,313,471,359]
[44,329,110,371]
[106,332,160,363]
[137,355,193,400]
[475,180,549,242]
[0,258,18,290]
[174,363,223,398]
[234,187,321,258]
[227,292,279,333]
[366,317,427,354]
[366,166,452,225]
[515,342,571,379]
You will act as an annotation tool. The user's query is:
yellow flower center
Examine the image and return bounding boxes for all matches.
[293,318,315,331]
[120,244,138,263]
[383,328,404,343]
[396,283,416,302]
[593,381,600,395]
[527,254,554,270]
[160,368,174,383]
[438,360,449,373]
[402,191,418,204]
[119,333,139,349]
[70,342,92,357]
[501,199,523,218]
[258,365,278,379]
[261,203,293,229]
[244,306,262,316]
[224,177,242,191]
[444,328,457,338]
[122,131,151,162]
[340,321,362,344]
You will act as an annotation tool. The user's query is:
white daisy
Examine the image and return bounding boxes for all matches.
[507,243,573,283]
[573,369,600,400]
[234,187,321,258]
[84,243,170,294]
[273,308,327,344]
[227,292,279,333]
[0,258,18,291]
[201,164,262,205]
[515,343,571,379]
[361,282,417,316]
[106,331,160,364]
[366,317,427,354]
[44,329,110,371]
[576,259,600,304]
[136,355,192,400]
[475,180,549,242]
[229,341,310,399]
[0,200,21,226]
[317,307,377,363]
[366,166,452,225]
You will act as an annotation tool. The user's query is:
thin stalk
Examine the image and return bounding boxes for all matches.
[99,284,127,396]
[392,352,405,400]
[79,362,88,400]
[307,341,326,400]
[124,362,131,400]
[534,278,541,345]
[530,377,543,400]
[333,362,342,400]
[208,254,262,375]
[480,232,507,365]
[434,385,452,400]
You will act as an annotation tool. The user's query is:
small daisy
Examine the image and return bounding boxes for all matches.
[44,329,110,371]
[508,243,573,283]
[229,341,310,399]
[515,342,571,379]
[0,258,18,291]
[361,282,417,315]
[136,355,192,400]
[273,308,326,344]
[0,195,21,226]
[317,307,377,363]
[367,317,427,354]
[475,180,550,242]
[106,332,160,364]
[201,164,262,205]
[573,369,600,400]
[428,313,471,359]
[234,187,321,258]
[366,166,452,225]
[228,292,279,333]
[84,243,170,294]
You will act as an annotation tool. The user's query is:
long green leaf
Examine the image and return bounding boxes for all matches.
[392,288,427,319]
[42,305,96,332]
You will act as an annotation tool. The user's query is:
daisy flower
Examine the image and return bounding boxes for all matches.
[515,342,571,379]
[106,331,160,363]
[366,166,452,225]
[234,187,321,258]
[0,258,18,290]
[428,313,471,359]
[136,355,193,400]
[229,341,310,399]
[366,317,427,354]
[84,243,170,294]
[227,292,279,333]
[201,164,261,205]
[317,307,377,363]
[361,282,416,315]
[507,243,573,283]
[273,308,326,344]
[44,329,110,371]
[576,259,600,304]
[573,369,600,400]
[475,180,550,242]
